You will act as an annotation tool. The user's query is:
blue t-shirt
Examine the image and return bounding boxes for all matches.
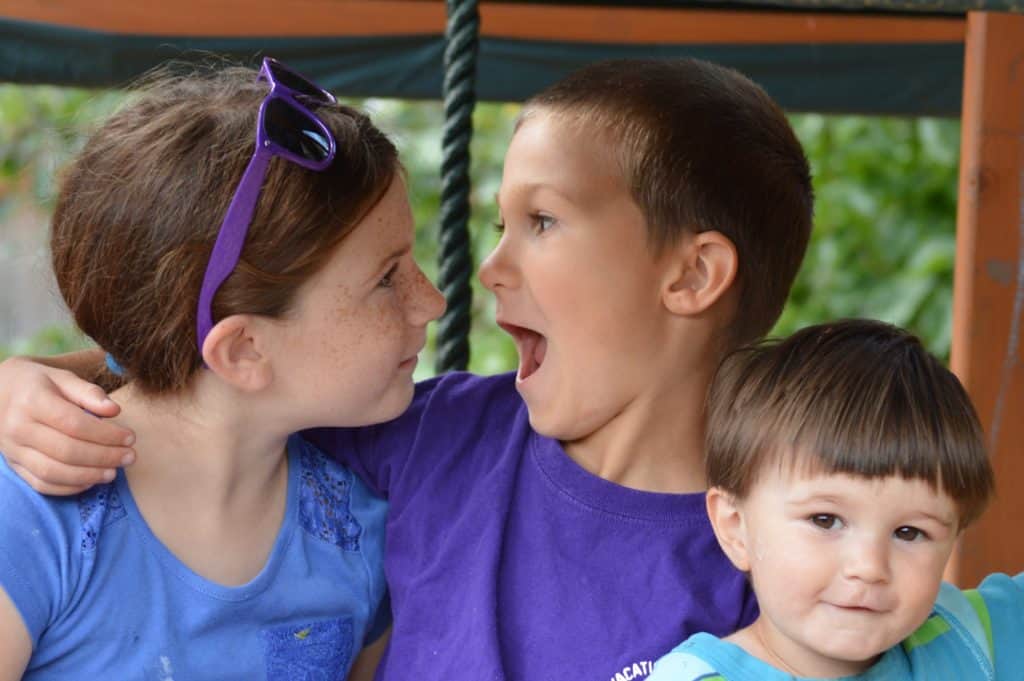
[304,372,757,681]
[0,435,389,680]
[648,574,1024,681]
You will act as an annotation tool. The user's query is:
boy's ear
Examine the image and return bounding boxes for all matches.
[200,314,274,392]
[706,487,752,572]
[661,230,738,316]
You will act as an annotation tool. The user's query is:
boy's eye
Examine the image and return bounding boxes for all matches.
[894,526,927,542]
[809,514,841,530]
[530,213,556,233]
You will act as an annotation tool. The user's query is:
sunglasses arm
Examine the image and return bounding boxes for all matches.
[195,149,272,352]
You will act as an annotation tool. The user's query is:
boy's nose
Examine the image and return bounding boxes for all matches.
[841,536,891,584]
[478,237,515,292]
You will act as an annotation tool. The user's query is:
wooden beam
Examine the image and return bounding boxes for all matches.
[481,3,964,44]
[951,10,1024,586]
[0,0,964,43]
[0,1,447,37]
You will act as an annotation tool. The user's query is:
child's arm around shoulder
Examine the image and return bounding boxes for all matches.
[0,352,134,495]
[301,371,514,496]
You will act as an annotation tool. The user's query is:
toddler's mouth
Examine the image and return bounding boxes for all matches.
[498,322,547,381]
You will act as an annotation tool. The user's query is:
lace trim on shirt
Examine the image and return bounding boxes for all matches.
[77,482,127,552]
[298,446,362,551]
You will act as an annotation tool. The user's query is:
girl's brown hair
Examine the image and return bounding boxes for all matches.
[50,64,399,394]
[705,318,994,529]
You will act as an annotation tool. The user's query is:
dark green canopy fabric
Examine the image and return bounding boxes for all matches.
[0,17,962,115]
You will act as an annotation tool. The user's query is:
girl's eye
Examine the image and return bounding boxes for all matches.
[379,263,399,288]
[894,526,927,542]
[809,514,842,531]
[493,221,506,234]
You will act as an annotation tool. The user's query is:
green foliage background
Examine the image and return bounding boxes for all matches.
[0,85,961,373]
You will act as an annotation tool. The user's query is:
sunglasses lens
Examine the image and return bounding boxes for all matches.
[266,59,332,103]
[264,98,332,163]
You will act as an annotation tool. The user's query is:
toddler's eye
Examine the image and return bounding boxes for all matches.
[809,514,841,530]
[493,221,506,234]
[894,526,926,542]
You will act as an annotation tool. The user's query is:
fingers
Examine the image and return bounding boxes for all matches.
[17,421,132,471]
[8,459,104,496]
[29,388,135,452]
[0,357,133,493]
[50,370,121,419]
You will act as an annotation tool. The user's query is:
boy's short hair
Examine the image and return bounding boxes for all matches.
[705,319,994,529]
[522,58,813,346]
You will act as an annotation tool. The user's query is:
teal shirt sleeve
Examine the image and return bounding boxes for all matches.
[975,572,1024,678]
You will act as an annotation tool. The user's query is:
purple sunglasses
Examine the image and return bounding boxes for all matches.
[195,57,337,353]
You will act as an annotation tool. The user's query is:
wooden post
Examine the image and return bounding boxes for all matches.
[951,11,1024,586]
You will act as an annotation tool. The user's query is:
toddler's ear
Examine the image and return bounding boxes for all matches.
[661,230,738,317]
[200,315,274,392]
[705,487,752,572]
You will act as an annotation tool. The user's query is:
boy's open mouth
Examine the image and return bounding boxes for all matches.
[499,322,548,381]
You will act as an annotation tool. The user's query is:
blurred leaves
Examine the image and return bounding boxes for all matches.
[779,115,960,358]
[0,325,91,360]
[0,85,122,218]
[0,86,960,370]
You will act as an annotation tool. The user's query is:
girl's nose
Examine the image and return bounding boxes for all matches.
[408,264,446,325]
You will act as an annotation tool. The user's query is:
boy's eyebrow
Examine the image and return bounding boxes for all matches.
[906,512,956,528]
[785,495,957,527]
[785,494,844,507]
[497,182,577,206]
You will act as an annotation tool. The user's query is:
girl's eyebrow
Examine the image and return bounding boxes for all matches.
[364,245,411,284]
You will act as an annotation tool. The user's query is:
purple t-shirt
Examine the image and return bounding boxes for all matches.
[305,372,756,681]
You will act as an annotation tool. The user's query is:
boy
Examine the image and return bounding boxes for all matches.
[650,319,1021,680]
[0,58,813,679]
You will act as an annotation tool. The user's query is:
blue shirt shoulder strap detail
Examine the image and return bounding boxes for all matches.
[932,581,994,667]
[291,434,363,551]
[898,580,995,679]
[649,647,724,680]
[77,480,127,552]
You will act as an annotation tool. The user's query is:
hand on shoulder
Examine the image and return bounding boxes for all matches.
[0,354,134,495]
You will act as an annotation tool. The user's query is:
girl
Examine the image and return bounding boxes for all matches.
[0,59,443,679]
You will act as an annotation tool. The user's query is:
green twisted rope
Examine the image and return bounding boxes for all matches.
[435,0,479,373]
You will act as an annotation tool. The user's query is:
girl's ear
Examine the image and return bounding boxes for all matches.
[661,230,738,317]
[200,314,273,392]
[706,487,752,572]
